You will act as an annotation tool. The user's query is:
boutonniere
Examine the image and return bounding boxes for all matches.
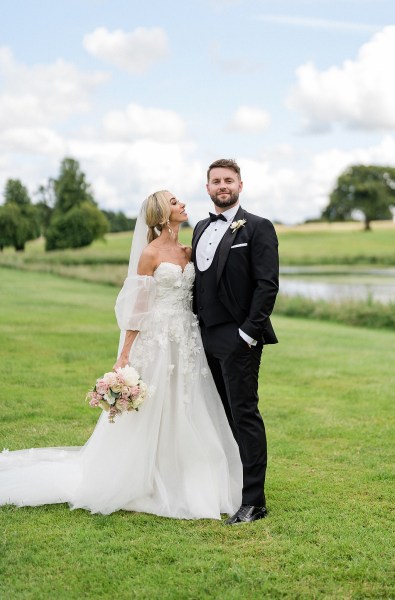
[230,219,246,233]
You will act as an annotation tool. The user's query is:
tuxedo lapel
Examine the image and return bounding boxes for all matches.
[216,206,246,284]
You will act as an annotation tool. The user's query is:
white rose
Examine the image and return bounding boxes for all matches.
[110,383,123,393]
[103,393,115,405]
[121,365,140,387]
[132,395,145,409]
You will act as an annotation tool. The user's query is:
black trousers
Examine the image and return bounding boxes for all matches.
[200,321,267,507]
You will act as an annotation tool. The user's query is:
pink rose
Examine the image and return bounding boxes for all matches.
[96,381,109,395]
[103,372,118,387]
[116,373,126,385]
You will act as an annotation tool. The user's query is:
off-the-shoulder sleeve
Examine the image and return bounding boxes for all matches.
[115,275,156,331]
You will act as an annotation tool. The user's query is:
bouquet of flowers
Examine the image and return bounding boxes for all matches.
[86,365,147,423]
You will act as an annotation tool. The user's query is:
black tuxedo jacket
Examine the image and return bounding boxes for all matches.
[192,206,279,344]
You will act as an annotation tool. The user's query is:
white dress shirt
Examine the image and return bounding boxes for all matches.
[196,204,239,271]
[196,204,257,346]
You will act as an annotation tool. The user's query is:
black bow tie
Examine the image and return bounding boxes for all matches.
[209,212,227,222]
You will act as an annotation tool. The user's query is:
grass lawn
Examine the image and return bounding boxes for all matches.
[0,221,394,287]
[276,223,395,266]
[0,268,394,599]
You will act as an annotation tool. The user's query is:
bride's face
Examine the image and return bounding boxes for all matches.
[166,192,188,224]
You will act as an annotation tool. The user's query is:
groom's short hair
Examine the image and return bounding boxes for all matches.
[207,159,241,181]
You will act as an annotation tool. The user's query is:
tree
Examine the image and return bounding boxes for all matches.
[5,179,31,207]
[35,200,53,234]
[45,203,109,251]
[322,165,395,231]
[102,210,136,233]
[34,179,56,234]
[45,157,109,250]
[0,179,40,251]
[53,157,95,213]
[0,204,19,251]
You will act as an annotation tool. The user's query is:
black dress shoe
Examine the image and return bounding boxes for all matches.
[224,505,268,525]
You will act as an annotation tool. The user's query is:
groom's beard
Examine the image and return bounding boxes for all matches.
[210,191,239,209]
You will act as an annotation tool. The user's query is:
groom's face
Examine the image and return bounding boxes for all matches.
[206,167,243,211]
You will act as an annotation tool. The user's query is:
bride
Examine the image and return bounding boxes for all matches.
[0,190,242,519]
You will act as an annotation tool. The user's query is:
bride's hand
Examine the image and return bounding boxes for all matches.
[112,356,129,371]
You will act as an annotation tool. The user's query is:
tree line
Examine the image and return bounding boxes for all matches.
[1,160,394,253]
[0,157,136,252]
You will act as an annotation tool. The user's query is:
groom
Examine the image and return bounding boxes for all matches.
[192,158,279,524]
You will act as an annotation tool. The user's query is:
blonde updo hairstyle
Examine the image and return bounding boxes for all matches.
[145,190,171,243]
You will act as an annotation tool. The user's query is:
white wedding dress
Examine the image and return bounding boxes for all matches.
[0,262,242,519]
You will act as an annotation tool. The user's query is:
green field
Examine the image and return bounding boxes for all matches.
[1,268,394,599]
[0,222,394,289]
[276,222,395,266]
[1,223,393,332]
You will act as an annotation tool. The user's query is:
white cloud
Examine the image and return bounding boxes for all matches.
[0,131,204,219]
[287,26,395,132]
[62,137,202,219]
[238,135,395,224]
[0,46,111,199]
[3,132,395,224]
[90,176,123,211]
[239,158,312,223]
[260,143,295,162]
[102,103,186,143]
[83,27,170,74]
[311,135,395,176]
[256,14,381,33]
[228,106,271,133]
[0,46,108,129]
[0,127,66,155]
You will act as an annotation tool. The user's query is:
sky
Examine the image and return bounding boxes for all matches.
[0,0,394,225]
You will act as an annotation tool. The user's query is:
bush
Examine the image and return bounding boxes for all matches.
[0,203,40,251]
[102,210,136,233]
[274,294,395,330]
[45,203,109,251]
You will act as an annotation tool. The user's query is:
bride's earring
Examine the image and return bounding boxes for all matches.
[166,219,174,237]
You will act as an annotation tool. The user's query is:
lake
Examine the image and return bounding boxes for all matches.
[279,267,395,304]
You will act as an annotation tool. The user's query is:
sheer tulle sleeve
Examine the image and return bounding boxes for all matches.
[115,275,156,331]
